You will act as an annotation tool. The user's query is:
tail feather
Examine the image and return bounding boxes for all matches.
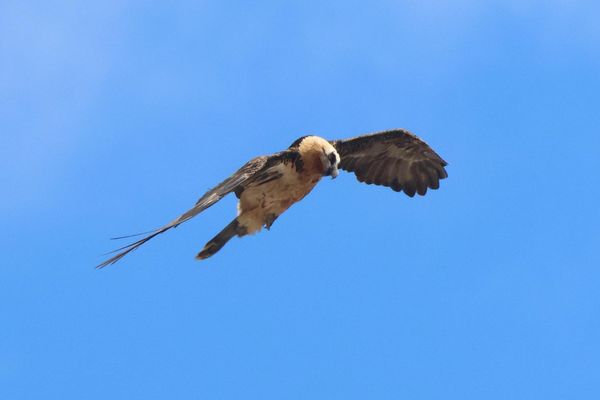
[196,219,245,260]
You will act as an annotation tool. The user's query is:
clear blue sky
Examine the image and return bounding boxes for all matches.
[2,1,599,399]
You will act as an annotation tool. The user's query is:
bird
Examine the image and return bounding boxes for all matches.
[97,129,448,268]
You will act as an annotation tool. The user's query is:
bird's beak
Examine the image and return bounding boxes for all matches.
[330,167,339,179]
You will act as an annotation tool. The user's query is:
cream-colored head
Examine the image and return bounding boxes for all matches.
[297,136,340,178]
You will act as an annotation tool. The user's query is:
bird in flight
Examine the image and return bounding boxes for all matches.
[97,129,448,268]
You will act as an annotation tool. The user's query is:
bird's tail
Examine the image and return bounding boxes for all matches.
[196,218,246,260]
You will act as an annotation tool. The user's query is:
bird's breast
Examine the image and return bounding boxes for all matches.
[238,164,321,215]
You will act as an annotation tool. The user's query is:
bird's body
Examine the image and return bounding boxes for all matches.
[235,160,319,233]
[98,130,447,268]
[198,136,337,259]
[242,138,334,230]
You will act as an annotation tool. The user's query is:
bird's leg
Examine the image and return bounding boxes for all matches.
[265,213,279,230]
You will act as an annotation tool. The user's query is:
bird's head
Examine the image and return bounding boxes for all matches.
[295,135,340,178]
[320,146,340,179]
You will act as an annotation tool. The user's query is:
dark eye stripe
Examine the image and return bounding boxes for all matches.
[328,153,337,164]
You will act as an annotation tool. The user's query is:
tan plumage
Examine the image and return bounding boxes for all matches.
[97,129,447,268]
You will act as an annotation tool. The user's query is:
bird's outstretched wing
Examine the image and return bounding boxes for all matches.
[96,151,299,268]
[330,129,448,197]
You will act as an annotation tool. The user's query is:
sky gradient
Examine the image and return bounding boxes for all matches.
[2,1,599,399]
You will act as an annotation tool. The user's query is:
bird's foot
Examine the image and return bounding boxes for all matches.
[265,214,278,230]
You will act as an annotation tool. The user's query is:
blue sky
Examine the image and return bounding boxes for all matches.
[2,1,599,398]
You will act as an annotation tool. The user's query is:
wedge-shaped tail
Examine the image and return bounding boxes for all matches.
[196,219,246,260]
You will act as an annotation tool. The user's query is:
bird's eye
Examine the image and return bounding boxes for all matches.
[328,153,337,165]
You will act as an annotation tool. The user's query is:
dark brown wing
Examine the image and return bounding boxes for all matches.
[96,151,298,268]
[330,129,448,197]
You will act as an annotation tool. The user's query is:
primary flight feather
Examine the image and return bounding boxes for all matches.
[97,129,448,268]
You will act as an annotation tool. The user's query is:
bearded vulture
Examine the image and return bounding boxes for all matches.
[97,129,448,268]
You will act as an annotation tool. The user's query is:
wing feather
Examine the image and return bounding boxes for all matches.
[425,166,440,190]
[331,129,448,197]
